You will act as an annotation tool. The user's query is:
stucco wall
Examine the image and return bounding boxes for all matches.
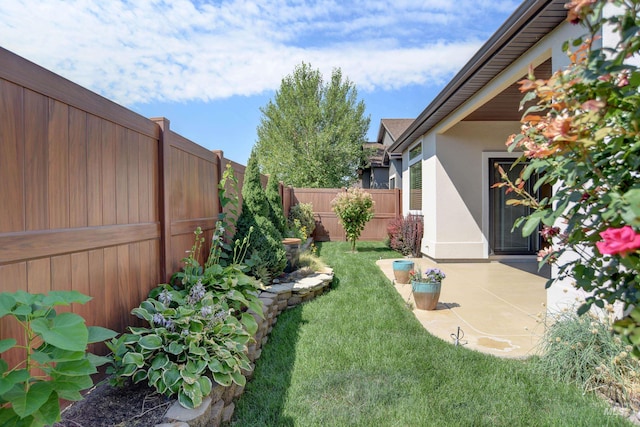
[421,121,519,259]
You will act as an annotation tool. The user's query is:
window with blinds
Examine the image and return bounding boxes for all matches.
[409,161,422,210]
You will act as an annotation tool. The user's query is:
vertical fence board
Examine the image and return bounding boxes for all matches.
[28,258,52,295]
[87,114,103,226]
[0,80,24,233]
[48,99,69,229]
[71,252,91,321]
[24,89,48,231]
[103,247,118,332]
[116,126,129,225]
[0,263,26,369]
[116,245,131,332]
[138,135,150,223]
[88,249,106,332]
[69,108,88,228]
[127,129,140,223]
[101,121,117,226]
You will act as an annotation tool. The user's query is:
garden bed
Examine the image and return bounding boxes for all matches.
[57,269,333,427]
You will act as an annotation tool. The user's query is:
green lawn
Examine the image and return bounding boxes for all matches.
[232,241,630,426]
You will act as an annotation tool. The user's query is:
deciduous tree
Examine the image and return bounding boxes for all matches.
[255,62,370,188]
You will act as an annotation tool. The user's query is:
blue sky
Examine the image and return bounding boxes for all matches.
[0,0,520,164]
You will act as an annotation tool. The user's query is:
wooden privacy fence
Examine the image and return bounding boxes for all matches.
[287,188,402,241]
[0,47,253,368]
[0,47,402,369]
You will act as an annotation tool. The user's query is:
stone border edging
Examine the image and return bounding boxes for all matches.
[159,268,334,427]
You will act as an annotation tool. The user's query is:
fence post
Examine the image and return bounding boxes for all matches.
[212,150,224,218]
[152,117,172,283]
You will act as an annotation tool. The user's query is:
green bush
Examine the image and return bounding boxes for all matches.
[533,308,640,409]
[331,188,374,252]
[288,202,316,240]
[266,175,286,236]
[233,151,286,283]
[245,216,287,283]
[0,291,116,426]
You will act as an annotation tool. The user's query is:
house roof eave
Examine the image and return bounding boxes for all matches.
[388,0,566,154]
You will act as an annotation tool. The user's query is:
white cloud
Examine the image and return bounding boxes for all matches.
[0,0,519,105]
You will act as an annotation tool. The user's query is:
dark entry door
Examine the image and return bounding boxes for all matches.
[489,158,538,255]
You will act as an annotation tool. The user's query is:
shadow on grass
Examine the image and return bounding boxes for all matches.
[351,246,394,254]
[231,306,305,426]
[329,275,341,291]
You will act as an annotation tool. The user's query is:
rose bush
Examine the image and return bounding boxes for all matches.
[495,0,640,352]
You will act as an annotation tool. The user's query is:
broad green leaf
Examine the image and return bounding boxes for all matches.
[56,389,83,402]
[148,369,162,387]
[0,407,33,427]
[51,359,96,377]
[131,307,154,322]
[11,291,39,306]
[246,299,264,319]
[162,365,181,387]
[241,312,258,335]
[151,353,169,370]
[87,326,118,343]
[133,370,147,384]
[30,312,88,352]
[120,363,137,377]
[0,370,30,395]
[138,335,163,350]
[12,304,33,319]
[167,341,185,355]
[33,347,84,364]
[0,293,16,317]
[41,290,91,307]
[198,376,212,397]
[50,373,93,392]
[87,353,112,367]
[5,381,53,418]
[188,342,206,357]
[178,389,195,409]
[522,214,541,237]
[180,369,198,385]
[32,389,61,426]
[0,359,7,375]
[212,372,232,387]
[182,381,203,408]
[231,370,246,386]
[0,338,16,354]
[122,352,145,368]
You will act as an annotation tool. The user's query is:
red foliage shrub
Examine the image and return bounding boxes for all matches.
[386,214,423,257]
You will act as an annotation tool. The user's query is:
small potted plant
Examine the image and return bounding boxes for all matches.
[409,268,446,310]
[392,260,415,284]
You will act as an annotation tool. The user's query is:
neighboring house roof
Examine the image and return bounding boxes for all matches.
[362,142,388,167]
[378,119,414,143]
[389,0,567,154]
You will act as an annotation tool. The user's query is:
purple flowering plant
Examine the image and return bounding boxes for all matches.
[409,267,446,283]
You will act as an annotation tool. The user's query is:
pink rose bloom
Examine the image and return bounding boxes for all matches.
[596,226,640,256]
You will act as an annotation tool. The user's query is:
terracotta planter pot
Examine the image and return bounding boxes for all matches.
[411,280,441,310]
[392,260,414,284]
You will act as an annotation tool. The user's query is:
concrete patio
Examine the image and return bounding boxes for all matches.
[376,258,549,359]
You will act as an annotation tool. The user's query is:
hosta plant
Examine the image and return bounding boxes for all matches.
[108,284,258,409]
[0,290,116,427]
[109,165,265,409]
